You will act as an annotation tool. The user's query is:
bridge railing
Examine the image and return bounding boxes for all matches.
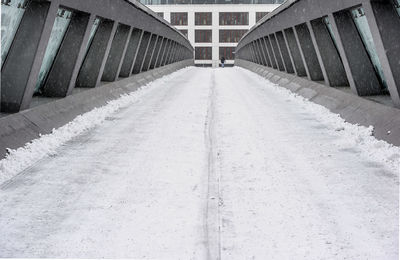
[1,0,194,113]
[235,0,400,108]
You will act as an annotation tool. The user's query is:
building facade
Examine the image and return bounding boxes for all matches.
[141,0,283,67]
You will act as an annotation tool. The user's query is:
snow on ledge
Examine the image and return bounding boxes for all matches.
[0,67,192,186]
[238,67,400,173]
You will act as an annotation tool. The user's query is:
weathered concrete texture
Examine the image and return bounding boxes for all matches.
[42,12,92,97]
[76,20,117,88]
[102,24,132,82]
[235,59,400,147]
[0,60,194,159]
[1,1,56,113]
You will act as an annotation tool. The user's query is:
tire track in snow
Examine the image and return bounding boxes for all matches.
[204,70,222,260]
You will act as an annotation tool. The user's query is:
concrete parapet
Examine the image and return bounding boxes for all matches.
[236,59,400,147]
[0,60,194,159]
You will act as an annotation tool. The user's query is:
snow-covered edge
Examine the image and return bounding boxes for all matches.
[238,67,400,173]
[0,67,193,186]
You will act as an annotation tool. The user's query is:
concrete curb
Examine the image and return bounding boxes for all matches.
[0,60,194,159]
[235,59,400,147]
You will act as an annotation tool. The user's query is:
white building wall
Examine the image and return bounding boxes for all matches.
[147,4,280,67]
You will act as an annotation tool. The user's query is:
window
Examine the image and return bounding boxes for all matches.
[253,0,283,3]
[1,0,28,67]
[219,30,247,42]
[323,17,339,51]
[195,12,212,25]
[394,0,400,16]
[256,12,269,22]
[179,29,188,38]
[171,12,188,25]
[219,47,235,60]
[139,0,168,4]
[195,47,212,60]
[351,7,388,91]
[84,18,101,56]
[192,0,215,4]
[195,30,212,43]
[157,12,164,18]
[216,0,251,3]
[219,12,249,25]
[171,0,191,3]
[35,8,72,93]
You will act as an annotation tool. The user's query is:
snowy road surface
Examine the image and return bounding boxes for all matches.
[0,67,398,259]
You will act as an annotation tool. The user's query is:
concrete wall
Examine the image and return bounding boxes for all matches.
[236,59,400,147]
[235,0,400,108]
[0,60,193,159]
[1,0,194,114]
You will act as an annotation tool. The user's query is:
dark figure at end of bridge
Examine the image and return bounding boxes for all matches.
[221,57,225,68]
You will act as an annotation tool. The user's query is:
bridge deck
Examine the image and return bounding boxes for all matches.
[0,67,398,258]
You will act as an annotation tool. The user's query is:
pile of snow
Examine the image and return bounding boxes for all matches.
[239,67,400,173]
[0,67,192,185]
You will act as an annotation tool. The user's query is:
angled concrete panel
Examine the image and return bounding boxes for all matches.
[308,18,348,87]
[76,19,118,88]
[155,38,167,68]
[269,34,285,71]
[132,31,151,74]
[265,36,278,69]
[1,0,58,112]
[42,12,92,97]
[330,11,382,96]
[119,29,143,77]
[275,31,294,74]
[294,23,324,81]
[150,36,163,70]
[102,24,132,82]
[142,34,158,72]
[364,1,400,107]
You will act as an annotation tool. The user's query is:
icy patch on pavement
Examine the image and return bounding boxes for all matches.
[238,67,400,173]
[0,67,192,185]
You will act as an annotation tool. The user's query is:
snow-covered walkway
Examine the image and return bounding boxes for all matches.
[0,67,398,259]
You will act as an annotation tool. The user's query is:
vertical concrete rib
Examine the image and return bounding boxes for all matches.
[294,23,324,81]
[363,1,400,106]
[256,40,265,65]
[120,29,143,77]
[150,36,163,69]
[76,19,118,88]
[42,12,93,97]
[284,27,307,77]
[156,38,167,68]
[167,42,176,65]
[265,36,278,69]
[1,0,59,112]
[132,31,151,74]
[142,34,158,72]
[256,39,267,66]
[308,19,348,87]
[269,34,285,71]
[329,12,382,95]
[161,39,171,66]
[250,42,257,64]
[102,24,132,82]
[260,37,272,67]
[275,31,294,73]
[253,41,262,65]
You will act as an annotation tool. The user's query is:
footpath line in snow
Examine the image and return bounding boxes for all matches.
[0,67,193,186]
[204,70,222,260]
